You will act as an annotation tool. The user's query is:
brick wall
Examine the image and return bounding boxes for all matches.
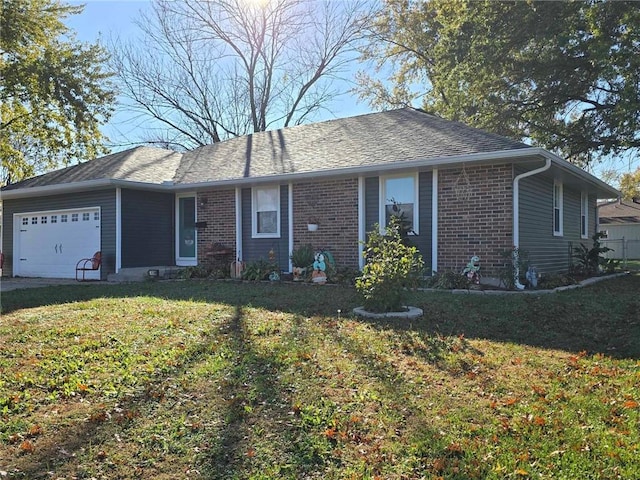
[197,189,236,267]
[438,164,513,277]
[292,178,360,269]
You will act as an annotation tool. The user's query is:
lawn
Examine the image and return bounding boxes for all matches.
[1,275,639,479]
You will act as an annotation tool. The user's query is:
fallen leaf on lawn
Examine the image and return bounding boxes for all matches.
[20,440,35,453]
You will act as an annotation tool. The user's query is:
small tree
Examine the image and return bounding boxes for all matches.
[356,217,424,313]
[572,232,613,276]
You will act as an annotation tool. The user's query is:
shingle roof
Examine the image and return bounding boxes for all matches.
[174,108,530,184]
[2,146,181,191]
[1,108,533,192]
[598,199,640,224]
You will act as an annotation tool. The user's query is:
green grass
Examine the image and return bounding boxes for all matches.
[1,276,639,479]
[624,259,640,271]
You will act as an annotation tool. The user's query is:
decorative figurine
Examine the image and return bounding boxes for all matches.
[462,255,481,285]
[312,252,327,284]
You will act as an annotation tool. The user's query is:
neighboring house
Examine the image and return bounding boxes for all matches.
[598,198,640,260]
[0,108,619,282]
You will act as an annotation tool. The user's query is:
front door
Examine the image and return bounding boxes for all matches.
[176,196,197,266]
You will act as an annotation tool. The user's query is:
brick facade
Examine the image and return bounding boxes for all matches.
[292,178,360,269]
[197,189,236,269]
[438,164,513,277]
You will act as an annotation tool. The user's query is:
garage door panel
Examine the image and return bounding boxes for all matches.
[15,208,101,279]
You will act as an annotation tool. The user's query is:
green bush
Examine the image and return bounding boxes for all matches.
[290,243,315,268]
[498,247,529,290]
[423,270,470,289]
[179,265,213,279]
[537,273,577,289]
[572,232,613,276]
[355,217,424,313]
[242,259,278,281]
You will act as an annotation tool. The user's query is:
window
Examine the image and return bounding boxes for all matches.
[580,192,588,239]
[71,213,79,222]
[51,215,57,223]
[94,212,100,221]
[31,217,38,224]
[553,181,563,236]
[252,186,280,237]
[61,214,68,223]
[380,174,419,234]
[41,216,47,224]
[22,218,28,225]
[83,212,90,221]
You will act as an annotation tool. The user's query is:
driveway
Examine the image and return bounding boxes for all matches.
[0,277,84,292]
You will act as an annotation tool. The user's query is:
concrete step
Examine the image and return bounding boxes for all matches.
[107,266,185,282]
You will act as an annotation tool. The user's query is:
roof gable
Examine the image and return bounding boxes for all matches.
[598,199,640,224]
[2,146,181,191]
[175,108,530,184]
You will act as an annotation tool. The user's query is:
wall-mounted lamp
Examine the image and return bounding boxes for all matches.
[199,197,208,207]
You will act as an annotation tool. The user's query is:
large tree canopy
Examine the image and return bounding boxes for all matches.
[359,0,640,167]
[620,168,640,199]
[110,0,374,149]
[0,0,114,184]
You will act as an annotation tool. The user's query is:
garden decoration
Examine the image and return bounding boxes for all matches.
[311,250,335,284]
[268,248,279,281]
[312,251,327,283]
[290,243,315,281]
[453,164,472,201]
[526,266,538,288]
[462,255,481,285]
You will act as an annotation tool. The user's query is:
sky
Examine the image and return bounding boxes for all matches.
[66,0,372,151]
[64,1,636,184]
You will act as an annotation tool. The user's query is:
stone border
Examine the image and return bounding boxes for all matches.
[418,272,630,295]
[353,306,424,319]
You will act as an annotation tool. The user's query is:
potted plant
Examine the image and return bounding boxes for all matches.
[290,244,315,281]
[307,217,319,231]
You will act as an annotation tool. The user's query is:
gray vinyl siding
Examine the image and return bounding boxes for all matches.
[363,171,433,271]
[1,189,116,279]
[518,171,591,274]
[241,186,289,269]
[121,189,174,268]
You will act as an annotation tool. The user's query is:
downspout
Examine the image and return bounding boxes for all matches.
[512,156,552,289]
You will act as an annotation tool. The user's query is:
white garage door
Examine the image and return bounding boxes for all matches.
[14,208,101,279]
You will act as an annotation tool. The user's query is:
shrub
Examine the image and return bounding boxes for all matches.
[242,259,278,281]
[179,265,213,279]
[572,232,613,276]
[290,244,315,268]
[355,217,424,313]
[423,270,470,289]
[537,273,577,289]
[498,247,529,290]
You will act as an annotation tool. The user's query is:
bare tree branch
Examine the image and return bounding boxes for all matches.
[109,0,375,148]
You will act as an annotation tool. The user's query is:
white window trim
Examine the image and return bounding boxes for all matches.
[580,192,588,239]
[251,185,281,239]
[553,181,563,237]
[379,172,420,235]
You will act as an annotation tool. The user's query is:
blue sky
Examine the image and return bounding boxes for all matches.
[64,1,635,182]
[66,1,371,150]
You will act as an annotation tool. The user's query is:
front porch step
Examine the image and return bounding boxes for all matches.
[107,266,185,282]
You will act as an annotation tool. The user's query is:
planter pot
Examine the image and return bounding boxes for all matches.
[292,267,307,281]
[307,223,318,232]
